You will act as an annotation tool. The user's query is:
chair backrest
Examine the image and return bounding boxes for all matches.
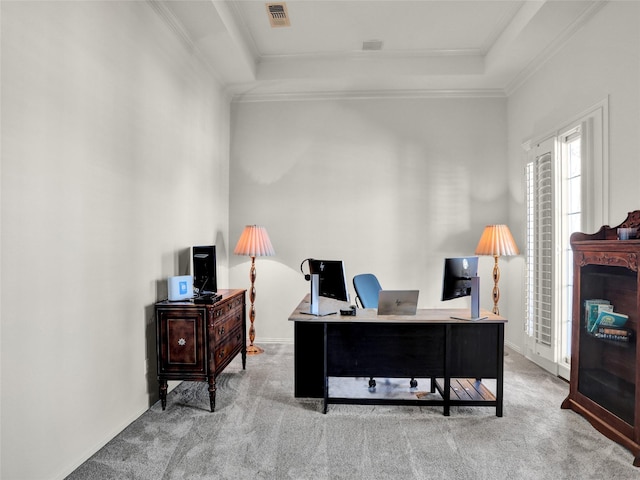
[353,274,383,308]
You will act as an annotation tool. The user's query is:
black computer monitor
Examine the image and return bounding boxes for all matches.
[193,245,217,295]
[442,256,484,320]
[441,256,479,301]
[308,259,350,302]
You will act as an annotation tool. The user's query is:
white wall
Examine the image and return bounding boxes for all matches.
[505,1,640,352]
[3,2,636,478]
[0,2,230,478]
[229,96,509,343]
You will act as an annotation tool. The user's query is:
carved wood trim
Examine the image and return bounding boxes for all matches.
[575,251,638,272]
[618,210,640,230]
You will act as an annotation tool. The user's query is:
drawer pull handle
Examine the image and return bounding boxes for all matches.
[219,327,225,335]
[236,333,241,341]
[178,338,186,346]
[219,350,225,358]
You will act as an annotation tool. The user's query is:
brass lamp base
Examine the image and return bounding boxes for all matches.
[245,255,264,356]
[492,254,501,315]
[246,344,264,355]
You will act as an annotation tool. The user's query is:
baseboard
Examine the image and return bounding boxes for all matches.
[257,337,294,345]
[58,339,293,477]
[55,404,151,480]
[504,339,523,355]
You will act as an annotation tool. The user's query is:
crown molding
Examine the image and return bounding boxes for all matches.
[505,0,608,96]
[146,0,229,98]
[222,0,262,61]
[146,0,195,52]
[230,88,506,104]
[259,48,484,63]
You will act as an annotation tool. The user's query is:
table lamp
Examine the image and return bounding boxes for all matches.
[475,224,519,315]
[234,225,275,355]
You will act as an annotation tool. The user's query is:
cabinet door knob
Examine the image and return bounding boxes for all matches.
[178,338,186,346]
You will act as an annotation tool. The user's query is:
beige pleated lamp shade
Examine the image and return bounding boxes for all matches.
[475,225,520,257]
[234,225,275,257]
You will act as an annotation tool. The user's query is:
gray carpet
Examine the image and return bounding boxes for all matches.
[67,344,639,479]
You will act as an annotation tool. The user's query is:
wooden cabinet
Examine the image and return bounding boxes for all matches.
[155,289,246,412]
[562,211,640,466]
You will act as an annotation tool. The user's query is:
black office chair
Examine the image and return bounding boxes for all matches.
[352,273,418,390]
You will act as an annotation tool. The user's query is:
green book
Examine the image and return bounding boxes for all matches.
[593,310,628,330]
[585,299,610,332]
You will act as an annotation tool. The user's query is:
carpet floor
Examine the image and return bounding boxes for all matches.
[67,344,639,479]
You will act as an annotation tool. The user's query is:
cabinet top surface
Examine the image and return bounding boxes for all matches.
[288,295,507,324]
[571,240,640,254]
[155,289,245,307]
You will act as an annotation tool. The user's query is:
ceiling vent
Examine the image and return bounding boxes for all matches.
[266,2,291,28]
[362,40,384,51]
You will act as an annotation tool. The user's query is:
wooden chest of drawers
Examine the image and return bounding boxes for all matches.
[155,289,246,412]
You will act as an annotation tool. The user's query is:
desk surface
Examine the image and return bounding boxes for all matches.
[288,295,507,325]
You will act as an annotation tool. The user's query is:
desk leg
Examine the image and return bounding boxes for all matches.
[443,324,451,416]
[496,324,504,417]
[443,378,450,416]
[323,323,328,414]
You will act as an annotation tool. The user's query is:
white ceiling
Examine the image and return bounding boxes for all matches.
[158,0,605,99]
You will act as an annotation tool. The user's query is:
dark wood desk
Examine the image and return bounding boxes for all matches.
[288,296,507,415]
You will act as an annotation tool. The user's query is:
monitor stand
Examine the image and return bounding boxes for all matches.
[450,277,488,321]
[300,273,337,316]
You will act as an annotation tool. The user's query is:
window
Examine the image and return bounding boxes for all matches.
[560,129,582,368]
[523,100,608,379]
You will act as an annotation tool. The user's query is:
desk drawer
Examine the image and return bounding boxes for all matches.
[449,323,500,377]
[214,327,243,370]
[212,310,243,343]
[327,323,446,377]
[212,295,244,324]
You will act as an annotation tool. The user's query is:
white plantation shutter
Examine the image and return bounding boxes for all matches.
[533,152,554,347]
[525,138,556,366]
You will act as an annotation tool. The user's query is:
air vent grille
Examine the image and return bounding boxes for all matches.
[266,2,291,28]
[362,40,384,51]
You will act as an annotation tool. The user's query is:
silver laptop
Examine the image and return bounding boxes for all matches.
[377,290,419,315]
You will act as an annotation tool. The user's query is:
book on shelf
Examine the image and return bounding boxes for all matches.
[593,325,634,342]
[594,310,628,328]
[584,299,611,332]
